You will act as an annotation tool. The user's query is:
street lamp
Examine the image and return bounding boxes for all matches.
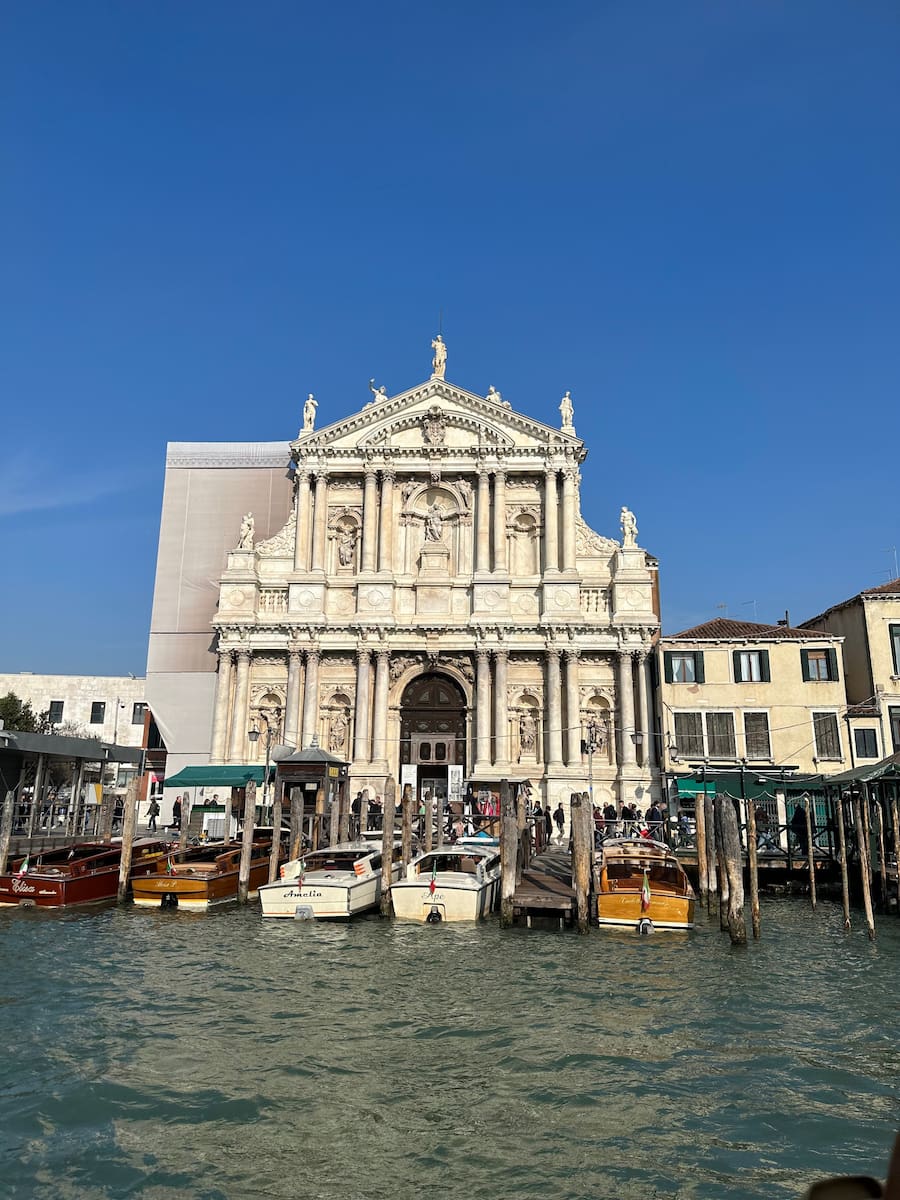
[583,719,603,807]
[248,707,280,821]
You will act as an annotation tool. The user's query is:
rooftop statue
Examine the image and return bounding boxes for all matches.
[302,393,317,432]
[560,390,575,433]
[431,334,447,380]
[238,512,255,550]
[620,505,638,548]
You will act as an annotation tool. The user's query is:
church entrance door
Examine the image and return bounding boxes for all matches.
[399,673,467,811]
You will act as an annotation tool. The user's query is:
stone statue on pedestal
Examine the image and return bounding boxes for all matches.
[302,394,317,432]
[238,512,255,550]
[620,506,638,548]
[425,502,445,542]
[431,334,447,380]
[560,391,575,433]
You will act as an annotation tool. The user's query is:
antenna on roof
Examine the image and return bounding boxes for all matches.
[886,546,899,580]
[438,307,443,336]
[741,600,758,621]
[777,609,791,627]
[716,603,728,618]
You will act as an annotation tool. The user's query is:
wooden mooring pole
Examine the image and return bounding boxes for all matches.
[570,791,592,934]
[836,793,852,931]
[704,792,718,912]
[874,799,888,911]
[803,795,817,911]
[716,797,747,945]
[116,779,139,904]
[380,778,396,917]
[713,796,729,931]
[891,792,900,912]
[745,796,761,939]
[854,792,876,940]
[401,783,413,873]
[268,778,284,884]
[0,789,16,875]
[499,780,516,928]
[289,786,304,861]
[237,780,257,904]
[223,789,235,843]
[695,791,709,901]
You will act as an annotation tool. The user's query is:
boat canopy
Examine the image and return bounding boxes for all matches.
[163,765,269,788]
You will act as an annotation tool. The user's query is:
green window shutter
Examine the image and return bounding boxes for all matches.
[664,652,674,684]
[800,648,810,681]
[694,652,705,683]
[732,650,742,682]
[826,648,838,681]
[760,649,770,682]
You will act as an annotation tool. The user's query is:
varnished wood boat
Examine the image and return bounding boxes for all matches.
[0,840,168,908]
[596,837,695,930]
[131,838,280,910]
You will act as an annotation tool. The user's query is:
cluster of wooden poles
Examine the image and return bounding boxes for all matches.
[693,791,899,945]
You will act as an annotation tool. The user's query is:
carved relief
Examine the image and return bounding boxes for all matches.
[422,407,446,445]
[256,510,297,558]
[575,515,618,556]
[389,653,424,683]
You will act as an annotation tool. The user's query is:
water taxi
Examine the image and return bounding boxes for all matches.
[0,840,168,908]
[258,840,404,919]
[596,837,696,931]
[131,837,278,910]
[390,844,501,923]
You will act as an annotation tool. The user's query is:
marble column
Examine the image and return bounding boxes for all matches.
[362,467,378,573]
[300,648,320,749]
[378,468,395,573]
[492,469,507,572]
[493,649,509,766]
[311,472,328,571]
[564,649,581,767]
[475,648,492,770]
[635,650,653,767]
[476,469,491,574]
[284,648,303,750]
[227,649,251,762]
[546,649,564,768]
[544,469,559,572]
[617,650,636,767]
[561,468,578,572]
[371,649,390,765]
[293,471,310,571]
[210,648,233,762]
[354,648,372,763]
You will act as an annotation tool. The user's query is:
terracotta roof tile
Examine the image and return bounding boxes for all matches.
[861,577,900,596]
[670,618,832,641]
[802,577,900,625]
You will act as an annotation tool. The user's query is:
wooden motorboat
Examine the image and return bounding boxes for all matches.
[259,840,404,920]
[0,840,168,908]
[390,844,501,923]
[131,837,280,910]
[596,837,695,930]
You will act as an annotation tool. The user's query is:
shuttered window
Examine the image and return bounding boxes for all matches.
[854,728,878,759]
[744,712,771,759]
[706,712,736,758]
[813,712,841,759]
[801,647,838,681]
[890,625,900,676]
[673,712,704,757]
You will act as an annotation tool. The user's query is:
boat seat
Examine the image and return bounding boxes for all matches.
[459,858,478,874]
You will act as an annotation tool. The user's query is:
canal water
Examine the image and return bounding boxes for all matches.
[1,899,897,1200]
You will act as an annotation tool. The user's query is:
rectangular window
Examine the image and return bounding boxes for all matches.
[890,624,900,676]
[664,651,705,684]
[889,707,900,753]
[90,701,106,725]
[706,712,736,758]
[132,702,147,725]
[813,712,841,760]
[48,700,64,725]
[744,712,771,759]
[733,649,770,683]
[673,712,704,758]
[801,647,838,682]
[854,728,879,759]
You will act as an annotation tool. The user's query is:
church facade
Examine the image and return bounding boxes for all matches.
[147,340,661,815]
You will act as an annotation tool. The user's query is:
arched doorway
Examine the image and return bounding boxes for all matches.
[399,673,467,808]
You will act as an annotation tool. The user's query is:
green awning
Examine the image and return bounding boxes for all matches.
[163,765,267,788]
[675,779,716,797]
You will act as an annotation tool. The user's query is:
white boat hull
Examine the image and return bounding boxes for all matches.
[259,863,401,919]
[390,876,499,922]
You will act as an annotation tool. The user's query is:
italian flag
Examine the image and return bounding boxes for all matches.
[297,858,306,885]
[429,860,437,895]
[640,869,651,912]
[166,855,175,875]
[17,855,29,876]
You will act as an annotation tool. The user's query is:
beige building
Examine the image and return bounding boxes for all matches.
[655,619,852,778]
[0,672,146,748]
[146,340,661,817]
[801,577,900,764]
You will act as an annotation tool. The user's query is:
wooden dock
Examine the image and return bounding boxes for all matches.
[511,846,575,927]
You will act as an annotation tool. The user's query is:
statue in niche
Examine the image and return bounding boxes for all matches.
[425,502,445,542]
[303,394,317,432]
[237,512,255,549]
[620,505,638,548]
[328,711,348,754]
[560,390,575,432]
[519,713,537,756]
[431,333,447,380]
[338,526,357,566]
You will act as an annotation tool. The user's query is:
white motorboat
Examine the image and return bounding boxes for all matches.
[258,840,403,920]
[390,844,501,923]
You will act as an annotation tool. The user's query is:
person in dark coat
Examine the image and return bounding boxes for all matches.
[172,795,182,830]
[543,803,553,841]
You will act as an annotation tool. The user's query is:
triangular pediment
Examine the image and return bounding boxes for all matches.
[290,377,583,459]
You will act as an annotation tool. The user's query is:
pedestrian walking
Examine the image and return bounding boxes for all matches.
[553,802,565,843]
[147,797,160,832]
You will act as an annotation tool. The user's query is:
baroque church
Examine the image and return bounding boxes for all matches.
[147,338,661,815]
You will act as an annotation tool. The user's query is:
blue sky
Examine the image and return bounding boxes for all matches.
[2,1,898,675]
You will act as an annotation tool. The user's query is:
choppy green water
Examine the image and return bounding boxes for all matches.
[1,898,897,1200]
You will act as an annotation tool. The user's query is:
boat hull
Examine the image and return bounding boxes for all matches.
[0,842,167,908]
[131,857,272,910]
[596,891,695,930]
[260,873,383,919]
[390,877,498,922]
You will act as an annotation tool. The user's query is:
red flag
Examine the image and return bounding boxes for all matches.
[429,860,437,894]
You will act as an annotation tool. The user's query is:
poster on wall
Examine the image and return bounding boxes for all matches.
[400,764,418,800]
[447,765,463,807]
